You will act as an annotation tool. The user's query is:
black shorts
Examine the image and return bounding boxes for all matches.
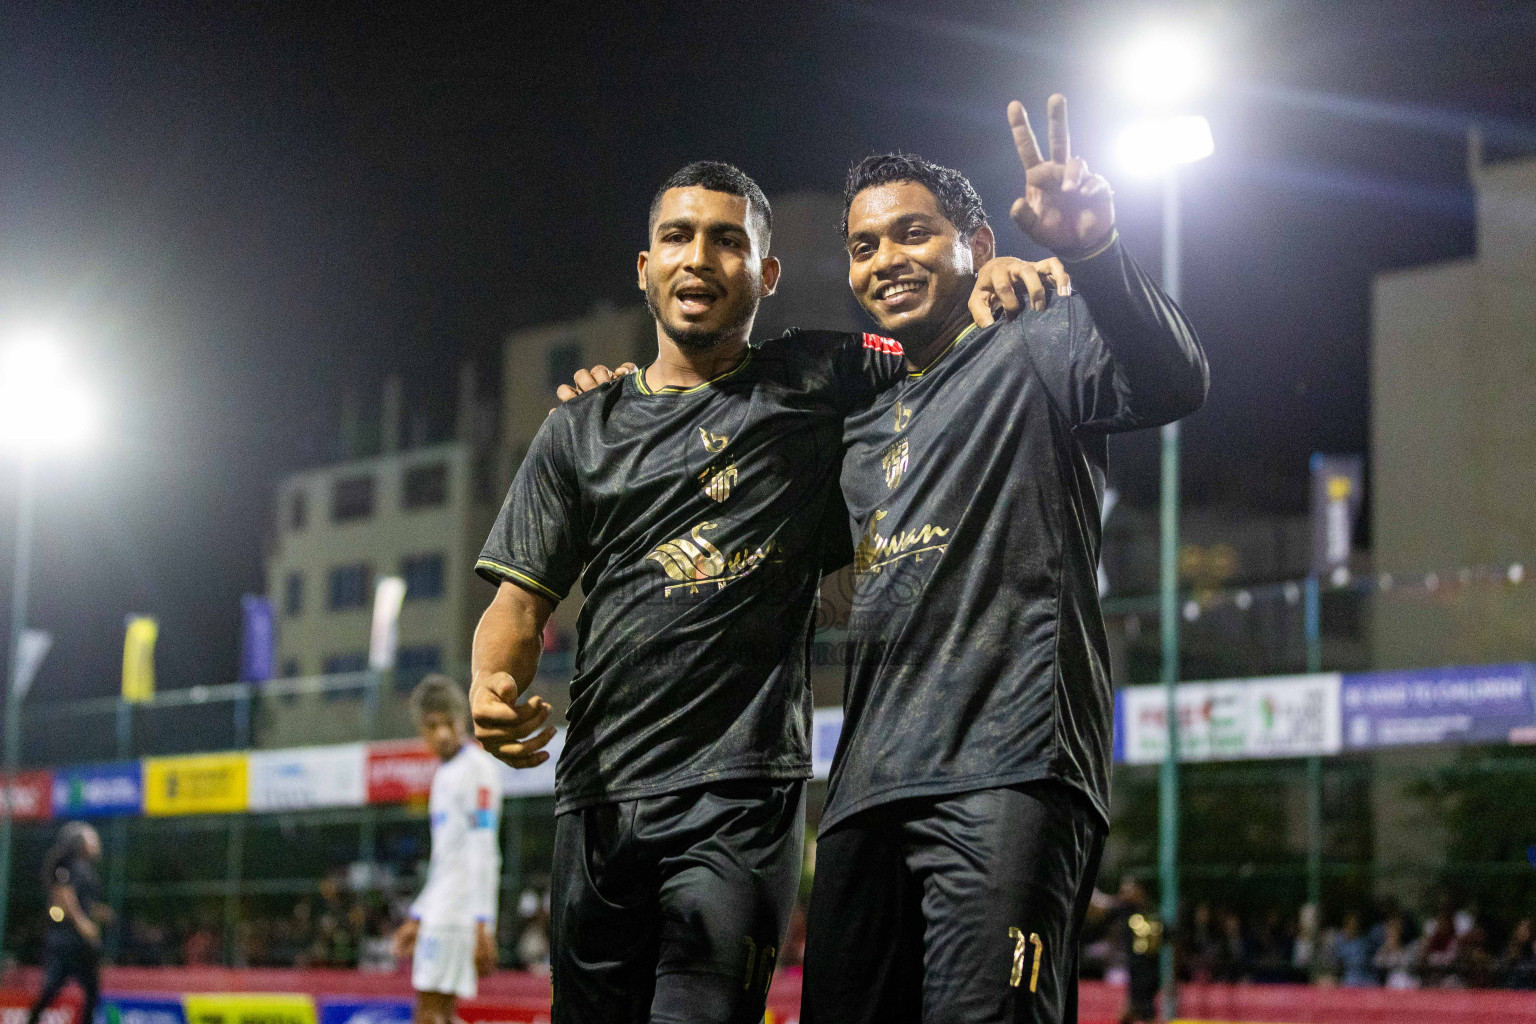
[802,781,1105,1024]
[550,778,805,1024]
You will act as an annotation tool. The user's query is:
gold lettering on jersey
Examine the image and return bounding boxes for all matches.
[853,509,950,574]
[881,439,909,490]
[647,522,775,596]
[699,462,737,502]
[893,401,912,432]
[699,427,729,453]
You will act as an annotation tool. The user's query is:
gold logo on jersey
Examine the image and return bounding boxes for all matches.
[1009,927,1043,991]
[893,401,912,432]
[699,462,738,502]
[699,427,730,453]
[853,510,950,574]
[881,440,909,490]
[646,521,775,596]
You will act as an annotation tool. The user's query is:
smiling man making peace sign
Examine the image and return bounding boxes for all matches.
[801,96,1207,1024]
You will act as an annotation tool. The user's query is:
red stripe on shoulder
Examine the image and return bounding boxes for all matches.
[862,332,903,356]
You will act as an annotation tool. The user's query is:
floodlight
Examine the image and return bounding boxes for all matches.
[1117,29,1209,107]
[1115,115,1215,176]
[0,335,96,454]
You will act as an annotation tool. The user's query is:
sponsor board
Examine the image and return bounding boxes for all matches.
[1342,663,1536,749]
[183,995,316,1024]
[0,991,75,1024]
[0,771,53,820]
[143,753,249,816]
[1119,674,1342,765]
[101,997,188,1024]
[248,745,366,812]
[315,999,411,1024]
[53,762,142,818]
[366,740,438,803]
[457,1004,549,1024]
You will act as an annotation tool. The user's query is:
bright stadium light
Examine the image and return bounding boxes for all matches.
[0,330,96,454]
[1116,114,1215,176]
[1116,28,1209,107]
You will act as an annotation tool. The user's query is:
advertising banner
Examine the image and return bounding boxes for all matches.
[1309,453,1364,576]
[366,740,439,804]
[499,730,564,798]
[52,762,142,818]
[456,1003,550,1024]
[1119,674,1342,765]
[811,707,843,780]
[0,771,53,820]
[248,744,366,812]
[239,595,275,683]
[122,616,158,704]
[101,997,188,1024]
[143,753,249,816]
[0,989,76,1024]
[183,995,316,1024]
[316,999,411,1024]
[1342,663,1536,749]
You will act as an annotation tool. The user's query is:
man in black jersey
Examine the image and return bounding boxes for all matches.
[469,161,1048,1024]
[801,96,1208,1024]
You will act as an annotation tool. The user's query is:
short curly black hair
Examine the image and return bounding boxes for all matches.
[649,160,773,254]
[842,153,988,240]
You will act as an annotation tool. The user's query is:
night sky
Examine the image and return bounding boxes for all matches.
[2,1,1533,701]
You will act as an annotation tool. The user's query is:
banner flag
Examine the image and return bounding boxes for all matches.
[15,628,52,700]
[1309,454,1364,577]
[368,576,407,671]
[239,595,275,683]
[122,616,158,704]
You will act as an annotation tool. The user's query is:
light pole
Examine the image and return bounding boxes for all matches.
[1115,28,1213,1021]
[0,333,95,954]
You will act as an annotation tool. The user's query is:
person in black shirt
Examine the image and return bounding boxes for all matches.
[471,161,1049,1023]
[802,96,1207,1024]
[28,822,107,1024]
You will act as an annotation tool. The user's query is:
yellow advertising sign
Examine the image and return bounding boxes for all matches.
[183,994,317,1024]
[143,753,249,816]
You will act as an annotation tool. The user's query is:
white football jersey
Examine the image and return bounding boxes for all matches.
[410,742,503,929]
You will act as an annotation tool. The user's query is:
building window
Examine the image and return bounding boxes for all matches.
[394,645,443,689]
[401,553,445,600]
[322,652,369,699]
[328,564,372,611]
[403,463,448,510]
[546,339,584,393]
[281,659,300,678]
[284,572,305,616]
[332,475,375,522]
[289,490,308,531]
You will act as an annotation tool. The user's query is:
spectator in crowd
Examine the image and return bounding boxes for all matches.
[1372,912,1420,989]
[1501,918,1536,989]
[1418,902,1460,985]
[1184,902,1220,983]
[1451,925,1497,989]
[1332,912,1376,987]
[1290,904,1320,982]
[1215,908,1247,982]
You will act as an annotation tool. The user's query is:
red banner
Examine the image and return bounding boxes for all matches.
[0,988,77,1024]
[1,772,53,821]
[365,741,436,804]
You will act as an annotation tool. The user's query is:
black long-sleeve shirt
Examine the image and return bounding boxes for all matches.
[825,235,1208,830]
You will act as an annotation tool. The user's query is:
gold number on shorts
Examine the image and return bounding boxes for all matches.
[741,938,777,994]
[1009,927,1044,992]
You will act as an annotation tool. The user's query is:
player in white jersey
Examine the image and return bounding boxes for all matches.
[394,675,505,1024]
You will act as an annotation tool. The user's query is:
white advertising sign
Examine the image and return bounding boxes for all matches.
[247,743,367,811]
[497,728,566,797]
[1121,673,1342,765]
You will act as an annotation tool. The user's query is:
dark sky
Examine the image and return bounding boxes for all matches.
[2,1,1533,700]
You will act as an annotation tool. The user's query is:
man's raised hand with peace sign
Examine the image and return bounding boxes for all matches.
[1007,94,1116,259]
